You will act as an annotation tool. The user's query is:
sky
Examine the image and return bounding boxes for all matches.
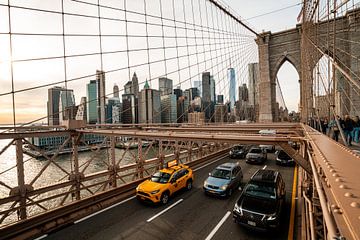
[222,0,302,112]
[0,0,302,124]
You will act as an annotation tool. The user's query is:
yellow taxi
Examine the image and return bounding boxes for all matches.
[136,160,194,204]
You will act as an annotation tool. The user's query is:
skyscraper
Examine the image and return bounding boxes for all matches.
[87,80,98,124]
[122,94,137,124]
[248,63,259,107]
[75,96,87,122]
[96,70,106,124]
[228,68,236,109]
[58,89,76,124]
[217,95,224,104]
[138,80,161,123]
[193,80,202,97]
[161,94,177,123]
[113,84,119,98]
[132,72,139,97]
[47,86,63,126]
[202,72,214,121]
[106,97,121,123]
[159,77,173,96]
[210,75,216,102]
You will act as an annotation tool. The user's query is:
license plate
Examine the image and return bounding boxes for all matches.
[247,221,256,226]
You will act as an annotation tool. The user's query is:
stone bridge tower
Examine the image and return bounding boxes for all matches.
[256,8,360,123]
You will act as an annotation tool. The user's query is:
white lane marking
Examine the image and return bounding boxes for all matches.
[74,196,136,224]
[262,165,267,170]
[205,211,231,240]
[194,155,227,171]
[146,199,184,223]
[34,235,48,240]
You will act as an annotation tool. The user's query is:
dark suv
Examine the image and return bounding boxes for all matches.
[229,145,249,159]
[232,169,285,231]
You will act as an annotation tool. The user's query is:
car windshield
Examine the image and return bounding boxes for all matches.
[211,169,231,179]
[249,148,262,154]
[244,183,276,200]
[278,151,291,159]
[151,171,171,183]
[233,146,243,150]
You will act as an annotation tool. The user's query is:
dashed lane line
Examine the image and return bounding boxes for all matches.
[204,211,231,240]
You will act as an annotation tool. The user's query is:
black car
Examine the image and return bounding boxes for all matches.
[233,169,285,231]
[275,150,295,166]
[229,145,249,159]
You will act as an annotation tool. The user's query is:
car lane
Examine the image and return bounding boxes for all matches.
[45,148,296,240]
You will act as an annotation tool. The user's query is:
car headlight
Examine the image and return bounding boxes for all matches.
[150,190,160,194]
[203,180,208,187]
[267,214,277,221]
[220,184,228,190]
[233,203,243,215]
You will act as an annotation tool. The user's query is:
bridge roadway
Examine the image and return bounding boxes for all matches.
[44,151,296,240]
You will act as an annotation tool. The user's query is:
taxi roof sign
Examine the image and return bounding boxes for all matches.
[167,159,178,168]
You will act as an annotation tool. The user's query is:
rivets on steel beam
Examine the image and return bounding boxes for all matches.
[329,169,336,173]
[332,173,339,177]
[339,184,348,189]
[335,178,342,182]
[350,202,360,208]
[344,192,354,198]
[333,208,343,214]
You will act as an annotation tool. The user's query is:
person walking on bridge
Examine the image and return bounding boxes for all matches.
[329,116,340,142]
[343,115,354,146]
[352,116,360,143]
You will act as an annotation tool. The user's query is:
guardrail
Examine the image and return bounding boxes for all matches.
[0,147,230,239]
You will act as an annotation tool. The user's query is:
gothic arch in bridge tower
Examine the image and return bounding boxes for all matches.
[256,26,302,123]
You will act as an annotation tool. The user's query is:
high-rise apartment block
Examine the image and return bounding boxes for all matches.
[138,81,161,123]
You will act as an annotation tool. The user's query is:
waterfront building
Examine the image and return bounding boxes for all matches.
[138,80,161,123]
[87,80,98,124]
[58,89,76,124]
[228,68,236,109]
[47,86,64,126]
[76,97,87,121]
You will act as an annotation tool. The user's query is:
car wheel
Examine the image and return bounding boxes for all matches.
[228,188,233,197]
[186,180,193,190]
[160,192,169,205]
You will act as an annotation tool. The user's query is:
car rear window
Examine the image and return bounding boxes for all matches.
[249,148,262,153]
